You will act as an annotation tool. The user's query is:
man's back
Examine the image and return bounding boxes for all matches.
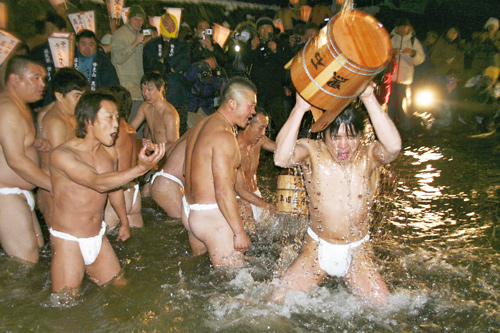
[184,113,239,204]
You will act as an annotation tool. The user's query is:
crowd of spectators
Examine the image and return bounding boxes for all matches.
[1,0,499,137]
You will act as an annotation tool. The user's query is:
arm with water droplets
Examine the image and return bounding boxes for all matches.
[274,93,311,168]
[360,84,402,164]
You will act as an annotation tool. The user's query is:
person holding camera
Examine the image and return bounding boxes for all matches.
[185,54,228,118]
[468,18,500,79]
[244,17,288,137]
[387,18,425,137]
[224,21,257,78]
[111,4,150,122]
[143,13,191,135]
[190,20,227,67]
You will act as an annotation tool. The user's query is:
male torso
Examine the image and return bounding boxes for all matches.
[238,138,265,193]
[299,139,378,243]
[39,103,77,173]
[139,99,179,144]
[51,139,115,237]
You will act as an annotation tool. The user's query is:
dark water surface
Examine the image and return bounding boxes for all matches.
[1,132,500,331]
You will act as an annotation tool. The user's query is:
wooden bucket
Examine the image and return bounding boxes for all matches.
[287,9,392,132]
[276,174,309,216]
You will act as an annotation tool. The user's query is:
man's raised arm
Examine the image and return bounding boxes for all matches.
[360,85,402,164]
[51,144,165,193]
[274,93,311,168]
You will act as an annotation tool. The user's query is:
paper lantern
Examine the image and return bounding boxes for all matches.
[0,3,7,30]
[213,23,231,48]
[0,30,20,66]
[121,7,130,24]
[149,16,161,36]
[106,0,124,19]
[48,32,75,68]
[68,11,96,34]
[300,5,312,22]
[165,7,182,38]
[273,18,285,33]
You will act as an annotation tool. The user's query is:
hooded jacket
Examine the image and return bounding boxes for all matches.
[390,29,425,85]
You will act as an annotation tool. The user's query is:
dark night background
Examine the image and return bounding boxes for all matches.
[3,0,500,46]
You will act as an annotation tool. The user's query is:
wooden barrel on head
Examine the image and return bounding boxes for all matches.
[276,171,309,216]
[288,9,392,132]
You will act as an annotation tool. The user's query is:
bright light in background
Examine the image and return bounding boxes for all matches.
[414,89,436,108]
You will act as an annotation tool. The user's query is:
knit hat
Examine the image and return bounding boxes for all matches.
[128,4,146,21]
[483,66,500,81]
[256,17,274,29]
[484,17,499,32]
[100,34,112,45]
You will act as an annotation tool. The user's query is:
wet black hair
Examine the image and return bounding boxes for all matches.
[140,71,165,91]
[324,103,366,139]
[76,29,97,43]
[108,85,132,120]
[76,90,117,138]
[53,67,89,97]
[249,105,269,124]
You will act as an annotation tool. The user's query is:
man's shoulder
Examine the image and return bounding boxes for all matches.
[0,95,23,122]
[160,100,178,114]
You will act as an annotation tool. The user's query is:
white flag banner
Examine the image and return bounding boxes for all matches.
[68,12,86,34]
[106,0,124,19]
[0,30,19,66]
[69,11,96,34]
[121,7,130,24]
[48,32,75,68]
[84,11,95,33]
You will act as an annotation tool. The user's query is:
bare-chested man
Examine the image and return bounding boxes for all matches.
[182,77,256,267]
[49,91,165,294]
[271,86,402,304]
[150,131,188,219]
[38,68,89,227]
[0,55,51,263]
[130,71,180,146]
[235,107,277,234]
[104,85,143,228]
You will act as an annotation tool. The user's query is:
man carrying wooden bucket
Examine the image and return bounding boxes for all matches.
[271,84,401,304]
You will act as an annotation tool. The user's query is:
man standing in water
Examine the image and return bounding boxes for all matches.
[182,77,256,267]
[235,106,277,233]
[130,72,179,146]
[271,85,402,304]
[0,55,51,263]
[150,131,188,219]
[49,91,165,294]
[38,68,90,227]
